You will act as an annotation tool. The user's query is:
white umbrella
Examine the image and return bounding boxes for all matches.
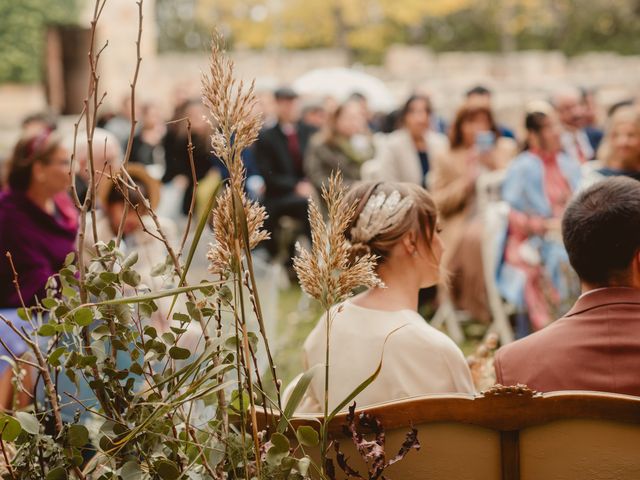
[292,67,396,112]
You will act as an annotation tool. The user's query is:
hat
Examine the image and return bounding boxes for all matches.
[97,163,161,211]
[274,86,298,100]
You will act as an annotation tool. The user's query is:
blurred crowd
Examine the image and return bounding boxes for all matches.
[1,81,640,344]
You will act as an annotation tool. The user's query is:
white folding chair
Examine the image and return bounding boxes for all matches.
[477,170,515,345]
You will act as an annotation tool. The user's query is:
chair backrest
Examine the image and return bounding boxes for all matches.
[282,387,640,480]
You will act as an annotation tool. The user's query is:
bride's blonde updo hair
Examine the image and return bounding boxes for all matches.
[345,181,438,264]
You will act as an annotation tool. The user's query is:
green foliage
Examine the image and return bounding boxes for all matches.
[0,0,80,83]
[157,0,640,61]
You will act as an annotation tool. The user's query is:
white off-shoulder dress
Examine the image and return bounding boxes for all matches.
[297,301,475,413]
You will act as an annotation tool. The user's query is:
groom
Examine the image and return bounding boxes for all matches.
[494,177,640,396]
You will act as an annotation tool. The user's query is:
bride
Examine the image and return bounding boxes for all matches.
[298,181,474,413]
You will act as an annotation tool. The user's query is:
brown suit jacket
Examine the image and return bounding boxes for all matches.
[494,287,640,396]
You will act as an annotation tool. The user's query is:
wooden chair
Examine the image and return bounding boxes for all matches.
[278,387,640,480]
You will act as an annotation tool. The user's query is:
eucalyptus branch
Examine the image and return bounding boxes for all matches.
[0,317,63,436]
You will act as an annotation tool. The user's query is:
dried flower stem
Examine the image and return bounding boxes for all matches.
[179,119,198,257]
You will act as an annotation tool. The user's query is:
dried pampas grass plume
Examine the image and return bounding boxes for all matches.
[207,187,270,277]
[201,34,262,193]
[293,172,382,310]
[202,35,269,277]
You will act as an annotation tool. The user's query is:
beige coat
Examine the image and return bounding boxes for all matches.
[364,128,449,184]
[297,301,475,413]
[429,138,516,257]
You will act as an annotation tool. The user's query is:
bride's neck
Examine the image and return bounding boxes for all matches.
[352,265,420,312]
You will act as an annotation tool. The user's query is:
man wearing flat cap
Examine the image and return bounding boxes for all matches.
[255,86,316,258]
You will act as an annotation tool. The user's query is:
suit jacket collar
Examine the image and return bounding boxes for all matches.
[566,287,640,317]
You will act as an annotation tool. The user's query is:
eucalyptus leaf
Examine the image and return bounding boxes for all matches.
[122,251,139,269]
[37,324,56,337]
[155,459,180,479]
[74,307,94,327]
[298,457,311,476]
[64,251,75,266]
[121,460,144,480]
[17,307,29,321]
[45,466,67,480]
[48,347,66,367]
[295,426,319,447]
[0,415,21,442]
[15,411,39,435]
[270,432,290,453]
[122,270,141,288]
[68,424,89,447]
[168,346,191,360]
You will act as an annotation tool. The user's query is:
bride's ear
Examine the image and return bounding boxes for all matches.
[401,230,418,256]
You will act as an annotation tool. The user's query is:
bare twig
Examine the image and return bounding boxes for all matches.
[178,119,198,257]
[5,253,27,312]
[0,432,16,480]
[116,0,144,248]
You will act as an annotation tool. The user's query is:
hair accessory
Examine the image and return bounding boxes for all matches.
[25,129,53,158]
[350,189,413,244]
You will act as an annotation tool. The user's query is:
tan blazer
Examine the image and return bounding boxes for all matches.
[366,128,449,185]
[494,287,640,396]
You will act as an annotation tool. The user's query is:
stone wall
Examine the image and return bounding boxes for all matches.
[2,44,639,152]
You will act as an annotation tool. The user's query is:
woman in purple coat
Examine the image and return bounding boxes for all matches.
[0,130,78,308]
[0,130,78,408]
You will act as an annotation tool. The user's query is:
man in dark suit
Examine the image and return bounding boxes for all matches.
[255,87,316,257]
[494,177,640,396]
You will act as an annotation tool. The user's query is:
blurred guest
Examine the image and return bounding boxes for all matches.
[498,110,582,334]
[583,106,640,186]
[130,102,167,176]
[552,87,598,163]
[580,87,603,152]
[429,105,516,322]
[0,131,77,307]
[495,177,640,396]
[21,112,58,137]
[466,85,516,140]
[162,99,216,215]
[373,95,448,186]
[348,92,375,131]
[607,98,635,118]
[255,87,315,257]
[305,100,373,192]
[255,89,278,129]
[300,99,328,130]
[75,128,123,206]
[104,95,138,150]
